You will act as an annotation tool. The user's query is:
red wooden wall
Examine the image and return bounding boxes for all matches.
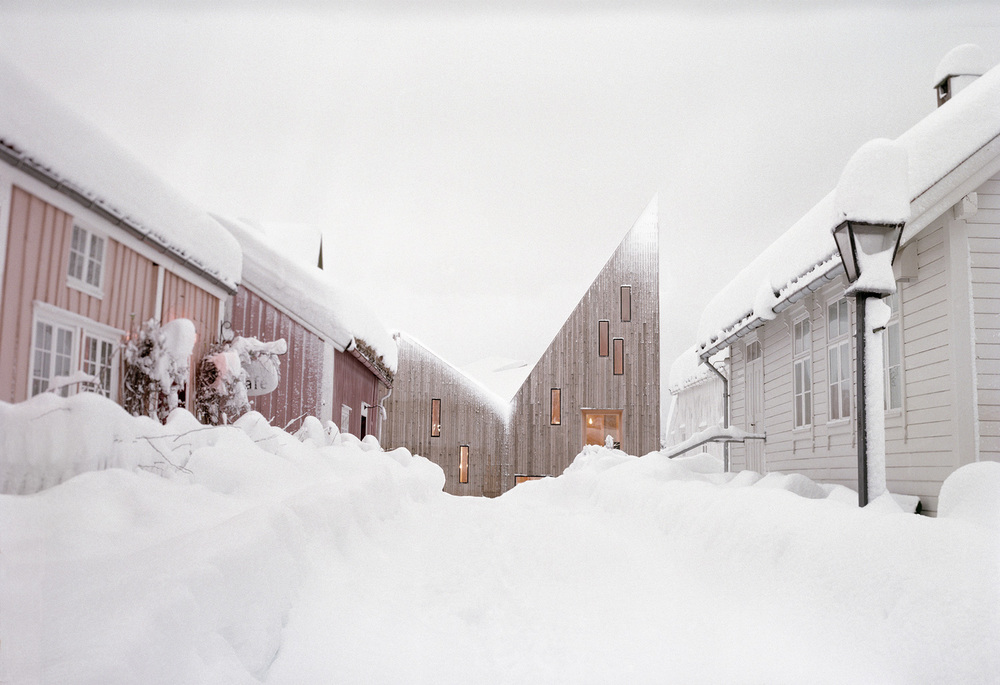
[230,285,326,432]
[334,348,385,439]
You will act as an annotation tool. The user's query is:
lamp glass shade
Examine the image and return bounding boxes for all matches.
[833,220,903,285]
[833,220,859,282]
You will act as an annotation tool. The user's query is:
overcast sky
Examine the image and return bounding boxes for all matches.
[1,2,997,400]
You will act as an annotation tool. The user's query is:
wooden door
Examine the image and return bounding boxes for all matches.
[745,341,766,473]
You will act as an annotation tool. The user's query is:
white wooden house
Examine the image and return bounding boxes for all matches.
[693,45,1000,515]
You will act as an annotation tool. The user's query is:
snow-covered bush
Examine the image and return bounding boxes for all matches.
[122,318,196,421]
[195,336,287,425]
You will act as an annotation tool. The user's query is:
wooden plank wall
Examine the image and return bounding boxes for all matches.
[230,285,326,432]
[0,185,158,402]
[508,215,660,490]
[731,220,959,514]
[333,348,385,439]
[969,172,1000,463]
[381,335,509,497]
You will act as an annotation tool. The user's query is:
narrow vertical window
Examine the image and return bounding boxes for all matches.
[884,291,903,411]
[31,320,75,397]
[459,445,469,484]
[827,299,851,422]
[550,388,561,425]
[598,320,610,357]
[431,398,441,437]
[620,285,632,322]
[613,337,624,375]
[792,317,812,428]
[82,334,115,399]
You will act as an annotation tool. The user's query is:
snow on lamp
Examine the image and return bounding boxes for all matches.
[832,138,909,507]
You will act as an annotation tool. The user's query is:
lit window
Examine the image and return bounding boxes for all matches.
[598,320,610,357]
[550,388,561,425]
[613,338,624,375]
[621,285,631,322]
[884,291,903,411]
[792,317,812,428]
[827,299,851,422]
[459,445,469,483]
[68,225,105,292]
[431,398,441,437]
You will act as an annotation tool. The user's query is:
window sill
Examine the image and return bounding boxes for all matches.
[67,277,104,300]
[826,418,853,430]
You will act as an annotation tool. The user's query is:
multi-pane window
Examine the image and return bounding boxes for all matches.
[68,225,105,291]
[884,291,903,411]
[459,445,470,484]
[31,321,75,397]
[598,320,610,357]
[613,338,625,375]
[431,398,441,437]
[82,334,116,398]
[827,299,851,422]
[620,285,632,322]
[550,388,561,425]
[792,317,812,428]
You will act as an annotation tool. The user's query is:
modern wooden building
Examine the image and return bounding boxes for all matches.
[382,334,509,497]
[383,198,661,496]
[0,59,241,408]
[692,45,1000,515]
[216,216,396,437]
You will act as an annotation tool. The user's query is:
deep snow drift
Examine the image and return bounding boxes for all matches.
[2,394,999,684]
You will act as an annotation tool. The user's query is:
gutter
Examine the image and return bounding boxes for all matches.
[0,142,237,295]
[701,355,732,472]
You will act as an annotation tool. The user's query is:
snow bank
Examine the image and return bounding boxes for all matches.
[938,460,1000,529]
[216,215,397,372]
[0,59,241,290]
[2,395,998,684]
[697,49,1000,352]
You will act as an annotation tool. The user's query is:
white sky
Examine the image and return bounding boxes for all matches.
[1,2,997,399]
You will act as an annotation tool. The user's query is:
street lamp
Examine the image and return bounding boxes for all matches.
[832,139,909,507]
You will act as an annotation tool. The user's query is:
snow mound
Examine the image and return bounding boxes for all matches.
[938,461,1000,529]
[935,43,987,84]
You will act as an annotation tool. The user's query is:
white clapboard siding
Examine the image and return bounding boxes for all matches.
[969,172,1000,462]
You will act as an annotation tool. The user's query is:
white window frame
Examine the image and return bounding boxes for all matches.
[792,316,812,430]
[29,302,122,400]
[826,297,852,424]
[883,290,903,414]
[66,222,107,299]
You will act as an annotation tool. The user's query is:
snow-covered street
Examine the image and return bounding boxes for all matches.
[2,394,998,684]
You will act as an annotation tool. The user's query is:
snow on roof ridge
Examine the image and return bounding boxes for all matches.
[395,332,512,418]
[696,53,1000,354]
[216,214,397,372]
[0,58,241,290]
[668,346,727,394]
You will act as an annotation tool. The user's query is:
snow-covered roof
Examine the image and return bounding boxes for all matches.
[668,346,727,395]
[697,49,1000,357]
[217,215,397,373]
[461,356,532,403]
[0,58,241,292]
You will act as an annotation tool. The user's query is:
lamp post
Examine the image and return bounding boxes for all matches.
[832,139,909,507]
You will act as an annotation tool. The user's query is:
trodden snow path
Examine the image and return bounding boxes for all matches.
[2,394,999,684]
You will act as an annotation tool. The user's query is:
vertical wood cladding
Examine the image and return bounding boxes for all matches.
[1,185,157,401]
[334,348,386,439]
[230,285,326,432]
[508,207,660,489]
[381,335,509,497]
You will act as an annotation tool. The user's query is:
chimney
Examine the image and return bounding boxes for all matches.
[934,44,987,107]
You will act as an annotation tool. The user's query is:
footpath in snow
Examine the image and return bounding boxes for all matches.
[2,393,999,684]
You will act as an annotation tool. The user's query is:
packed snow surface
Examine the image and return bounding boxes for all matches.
[2,394,999,684]
[0,58,241,290]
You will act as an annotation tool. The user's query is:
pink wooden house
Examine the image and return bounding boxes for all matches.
[0,59,241,408]
[216,216,396,437]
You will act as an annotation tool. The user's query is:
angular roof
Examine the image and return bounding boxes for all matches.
[216,215,398,373]
[0,58,241,291]
[697,54,1000,359]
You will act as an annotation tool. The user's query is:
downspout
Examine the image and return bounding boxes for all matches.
[376,386,392,445]
[702,356,730,472]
